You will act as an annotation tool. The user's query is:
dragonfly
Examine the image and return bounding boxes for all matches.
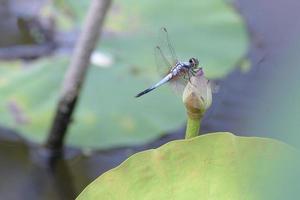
[135,27,202,98]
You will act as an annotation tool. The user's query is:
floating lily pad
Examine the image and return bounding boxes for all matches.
[0,57,185,148]
[77,133,299,199]
[58,0,248,78]
[0,0,247,149]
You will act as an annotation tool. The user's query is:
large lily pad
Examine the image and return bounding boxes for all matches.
[58,0,248,78]
[0,0,247,149]
[0,57,185,148]
[77,133,299,199]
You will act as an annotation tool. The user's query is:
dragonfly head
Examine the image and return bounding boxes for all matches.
[189,58,199,68]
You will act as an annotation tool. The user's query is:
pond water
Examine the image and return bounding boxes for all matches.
[0,0,54,59]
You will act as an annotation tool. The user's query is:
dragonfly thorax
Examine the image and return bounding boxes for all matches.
[171,62,188,76]
[171,58,199,76]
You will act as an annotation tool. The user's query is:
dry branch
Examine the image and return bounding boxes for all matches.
[45,0,112,153]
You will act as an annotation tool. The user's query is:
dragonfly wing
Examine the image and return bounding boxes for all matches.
[154,45,173,76]
[158,27,178,64]
[155,27,180,76]
[169,69,191,96]
[169,76,187,96]
[155,27,189,95]
[208,80,220,93]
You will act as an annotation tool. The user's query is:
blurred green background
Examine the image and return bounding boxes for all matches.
[0,0,247,149]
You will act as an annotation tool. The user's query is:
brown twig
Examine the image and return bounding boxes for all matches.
[45,0,112,155]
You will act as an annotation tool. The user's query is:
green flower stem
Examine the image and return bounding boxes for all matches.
[185,116,201,139]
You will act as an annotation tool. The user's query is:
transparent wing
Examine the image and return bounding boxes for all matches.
[154,45,173,77]
[154,46,187,96]
[158,27,178,64]
[155,27,179,76]
[208,80,220,93]
[169,73,189,96]
[154,27,189,95]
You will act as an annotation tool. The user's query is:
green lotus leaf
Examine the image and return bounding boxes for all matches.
[77,133,299,199]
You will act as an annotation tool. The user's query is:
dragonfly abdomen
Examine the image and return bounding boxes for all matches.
[135,87,156,98]
[135,73,173,98]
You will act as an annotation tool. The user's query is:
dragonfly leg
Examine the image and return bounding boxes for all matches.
[187,71,192,83]
[188,71,197,86]
[188,70,198,87]
[191,68,198,75]
[183,73,188,80]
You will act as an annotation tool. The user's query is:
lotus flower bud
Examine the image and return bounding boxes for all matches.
[182,68,212,119]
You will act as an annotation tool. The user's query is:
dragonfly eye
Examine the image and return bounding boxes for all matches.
[189,58,199,67]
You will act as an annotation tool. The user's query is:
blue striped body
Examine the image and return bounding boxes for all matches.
[135,61,191,97]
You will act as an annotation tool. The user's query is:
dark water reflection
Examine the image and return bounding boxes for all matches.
[202,0,300,148]
[0,0,55,59]
[0,125,184,199]
[0,132,183,199]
